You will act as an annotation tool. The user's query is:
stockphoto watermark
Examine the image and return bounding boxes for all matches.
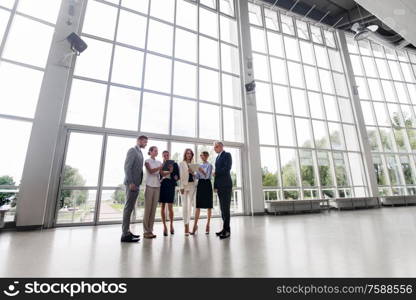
[2,280,127,297]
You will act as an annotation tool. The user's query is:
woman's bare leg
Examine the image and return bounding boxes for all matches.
[168,203,174,233]
[206,208,212,233]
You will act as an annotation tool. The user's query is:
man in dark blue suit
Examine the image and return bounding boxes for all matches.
[213,141,232,239]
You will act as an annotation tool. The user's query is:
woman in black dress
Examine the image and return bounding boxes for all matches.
[159,150,179,236]
[191,151,213,235]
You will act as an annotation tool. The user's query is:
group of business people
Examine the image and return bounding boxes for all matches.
[121,135,233,243]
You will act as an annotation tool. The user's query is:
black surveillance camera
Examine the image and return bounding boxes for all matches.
[245,81,256,92]
[66,32,88,55]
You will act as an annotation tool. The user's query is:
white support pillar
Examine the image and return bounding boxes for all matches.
[16,0,85,228]
[337,31,379,197]
[237,0,264,214]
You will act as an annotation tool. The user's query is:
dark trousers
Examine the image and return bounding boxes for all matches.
[122,187,139,236]
[218,187,232,232]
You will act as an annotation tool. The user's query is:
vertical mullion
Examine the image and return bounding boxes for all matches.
[0,0,19,58]
[101,0,121,128]
[217,1,224,141]
[94,132,108,225]
[196,0,200,139]
[137,0,152,132]
[168,0,177,137]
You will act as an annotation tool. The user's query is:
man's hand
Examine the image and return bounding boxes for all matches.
[129,183,138,191]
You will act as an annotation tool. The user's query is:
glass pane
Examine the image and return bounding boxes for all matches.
[400,155,415,184]
[385,155,403,185]
[379,127,395,152]
[176,0,197,30]
[175,28,197,63]
[304,65,320,91]
[372,154,388,185]
[267,31,284,57]
[300,41,315,65]
[63,133,102,186]
[200,0,216,9]
[173,61,197,98]
[0,62,43,118]
[310,25,323,44]
[358,40,371,56]
[284,36,300,61]
[66,79,106,126]
[324,30,336,48]
[222,73,241,107]
[147,19,173,56]
[375,59,390,79]
[150,0,175,23]
[57,189,96,224]
[313,120,329,149]
[144,54,172,93]
[264,8,279,31]
[381,80,397,102]
[3,15,54,68]
[367,78,383,101]
[250,26,266,53]
[260,147,279,186]
[317,151,333,186]
[314,45,329,69]
[287,62,304,88]
[141,92,170,134]
[395,82,409,103]
[258,113,275,145]
[276,115,295,146]
[199,103,220,140]
[0,118,31,185]
[296,20,309,40]
[103,136,136,187]
[220,0,234,16]
[74,37,112,81]
[172,98,196,137]
[111,46,144,87]
[248,3,262,26]
[269,57,286,84]
[291,88,308,117]
[274,85,291,115]
[328,122,344,150]
[0,9,9,43]
[280,14,294,35]
[220,15,238,45]
[105,86,140,131]
[99,189,126,222]
[280,148,299,187]
[333,152,350,186]
[223,107,243,142]
[343,124,360,152]
[388,60,402,81]
[323,95,339,122]
[307,92,324,119]
[116,10,147,48]
[121,0,149,14]
[373,102,390,126]
[318,69,334,94]
[348,153,366,186]
[350,55,364,76]
[355,77,369,99]
[221,43,240,75]
[362,56,377,77]
[253,53,269,82]
[17,0,62,23]
[333,73,349,97]
[299,150,316,186]
[338,97,354,123]
[82,0,117,39]
[199,36,219,69]
[200,7,218,38]
[255,81,272,111]
[295,118,312,148]
[1,0,15,9]
[199,67,219,103]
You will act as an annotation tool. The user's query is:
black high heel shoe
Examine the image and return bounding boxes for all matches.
[163,228,168,236]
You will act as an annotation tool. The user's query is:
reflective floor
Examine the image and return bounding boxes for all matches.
[1,206,416,277]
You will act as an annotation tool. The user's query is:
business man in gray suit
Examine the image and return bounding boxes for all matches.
[121,135,148,243]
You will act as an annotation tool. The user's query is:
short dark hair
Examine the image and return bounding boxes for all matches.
[138,135,148,140]
[162,150,169,154]
[201,151,209,157]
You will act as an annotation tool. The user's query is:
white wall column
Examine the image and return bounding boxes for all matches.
[237,0,264,214]
[16,0,85,227]
[337,31,379,197]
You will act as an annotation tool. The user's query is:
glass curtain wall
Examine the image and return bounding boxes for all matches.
[347,35,416,196]
[248,1,369,203]
[57,0,244,225]
[0,0,62,223]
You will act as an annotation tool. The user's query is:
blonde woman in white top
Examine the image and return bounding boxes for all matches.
[143,146,170,239]
[179,148,197,236]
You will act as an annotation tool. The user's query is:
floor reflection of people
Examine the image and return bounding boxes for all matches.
[191,151,213,235]
[159,150,180,236]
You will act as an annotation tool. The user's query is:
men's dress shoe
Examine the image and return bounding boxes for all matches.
[216,230,224,236]
[120,235,140,243]
[129,232,140,239]
[219,231,230,239]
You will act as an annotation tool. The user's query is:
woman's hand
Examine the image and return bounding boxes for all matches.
[198,167,207,176]
[168,164,174,173]
[180,188,185,195]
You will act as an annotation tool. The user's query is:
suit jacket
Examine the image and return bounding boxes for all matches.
[123,146,144,186]
[179,161,197,189]
[214,151,233,189]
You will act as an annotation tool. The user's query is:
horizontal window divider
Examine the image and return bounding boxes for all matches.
[0,113,33,123]
[61,186,98,190]
[14,11,56,27]
[0,58,45,72]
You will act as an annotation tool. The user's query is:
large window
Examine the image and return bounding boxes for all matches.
[58,0,244,225]
[250,2,368,202]
[0,0,61,222]
[348,36,416,196]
